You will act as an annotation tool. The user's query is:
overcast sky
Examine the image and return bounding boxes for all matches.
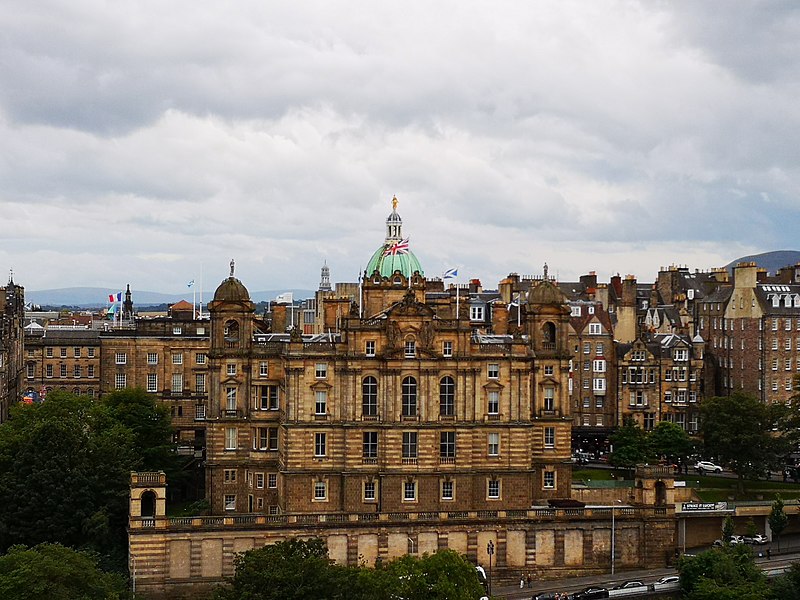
[2,1,799,296]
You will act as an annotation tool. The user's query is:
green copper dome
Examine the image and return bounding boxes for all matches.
[366,197,424,279]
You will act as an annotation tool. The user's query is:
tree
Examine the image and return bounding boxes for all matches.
[648,421,693,467]
[770,562,800,600]
[0,543,127,599]
[609,417,649,471]
[699,392,797,493]
[678,543,768,599]
[722,516,735,542]
[382,549,486,600]
[769,494,789,551]
[0,390,176,571]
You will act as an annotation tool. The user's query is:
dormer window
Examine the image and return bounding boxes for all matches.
[470,305,485,321]
[589,323,601,335]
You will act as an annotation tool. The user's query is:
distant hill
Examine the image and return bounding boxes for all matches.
[25,287,316,308]
[725,250,800,275]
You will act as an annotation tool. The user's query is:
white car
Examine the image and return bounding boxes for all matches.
[651,575,680,591]
[694,461,723,473]
[730,535,745,545]
[745,534,769,545]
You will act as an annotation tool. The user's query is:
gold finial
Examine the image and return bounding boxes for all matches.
[392,195,398,211]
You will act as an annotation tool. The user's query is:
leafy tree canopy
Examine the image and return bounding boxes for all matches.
[678,544,767,600]
[0,543,127,600]
[609,417,649,469]
[648,421,693,465]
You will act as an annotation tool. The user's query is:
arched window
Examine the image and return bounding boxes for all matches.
[439,376,455,416]
[141,490,156,524]
[362,376,378,417]
[542,322,556,343]
[402,376,417,417]
[224,320,240,348]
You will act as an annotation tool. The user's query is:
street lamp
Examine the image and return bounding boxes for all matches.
[487,540,495,597]
[611,500,622,575]
[408,537,416,554]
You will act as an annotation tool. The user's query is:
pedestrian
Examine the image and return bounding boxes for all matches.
[520,576,524,589]
[767,547,771,559]
[527,574,532,588]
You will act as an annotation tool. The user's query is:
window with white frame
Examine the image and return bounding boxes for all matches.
[441,480,454,500]
[227,363,236,376]
[173,326,182,335]
[364,481,376,501]
[544,387,555,411]
[589,323,601,335]
[60,364,67,378]
[314,432,327,457]
[172,374,183,394]
[313,480,327,500]
[225,427,237,450]
[488,363,499,379]
[593,378,606,392]
[595,414,604,426]
[172,353,183,365]
[60,347,67,358]
[365,341,376,357]
[596,343,604,356]
[224,494,236,511]
[88,348,95,358]
[224,469,237,483]
[487,390,499,414]
[403,480,417,501]
[196,373,206,393]
[583,342,591,354]
[674,348,688,361]
[256,473,264,489]
[196,353,207,365]
[147,352,158,365]
[592,359,606,372]
[543,470,555,489]
[315,363,327,379]
[46,348,53,358]
[544,365,554,376]
[442,341,453,357]
[470,305,485,321]
[404,340,416,358]
[544,427,555,448]
[488,432,500,456]
[115,373,126,389]
[115,352,127,365]
[268,473,277,488]
[315,390,327,415]
[487,478,500,499]
[73,365,81,378]
[147,374,158,392]
[258,361,268,376]
[73,347,80,358]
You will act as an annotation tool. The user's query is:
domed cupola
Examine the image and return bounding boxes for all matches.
[212,259,251,303]
[365,196,424,279]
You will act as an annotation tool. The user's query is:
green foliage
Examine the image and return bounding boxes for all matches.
[648,421,693,464]
[0,543,128,599]
[700,392,797,491]
[769,495,789,550]
[679,544,767,599]
[770,562,800,600]
[0,390,176,571]
[214,538,485,600]
[609,417,649,469]
[722,516,735,541]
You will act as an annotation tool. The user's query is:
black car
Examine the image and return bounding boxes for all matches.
[532,593,560,600]
[572,587,609,599]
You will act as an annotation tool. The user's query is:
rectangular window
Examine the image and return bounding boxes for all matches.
[172,353,183,365]
[115,373,126,389]
[46,348,53,358]
[487,390,499,414]
[592,360,606,372]
[365,341,376,357]
[227,363,236,376]
[488,432,500,456]
[115,352,127,365]
[441,480,454,500]
[60,364,67,378]
[545,365,554,375]
[256,473,264,489]
[46,364,53,378]
[364,481,376,501]
[88,365,95,378]
[224,469,237,483]
[589,323,601,335]
[402,431,418,459]
[268,427,278,451]
[544,387,555,411]
[439,431,456,459]
[268,473,277,488]
[314,432,327,457]
[147,352,158,365]
[147,373,158,392]
[314,481,327,500]
[403,481,416,502]
[26,363,34,379]
[172,374,183,394]
[488,363,499,379]
[315,363,327,379]
[260,386,279,410]
[543,470,555,489]
[173,326,182,335]
[225,427,237,450]
[470,305,484,321]
[73,365,81,378]
[72,347,80,358]
[60,347,67,358]
[583,360,590,371]
[404,340,416,358]
[224,495,236,511]
[195,404,206,420]
[583,342,591,354]
[88,348,95,359]
[196,373,206,393]
[544,427,555,448]
[315,390,327,415]
[596,343,604,356]
[773,318,779,331]
[674,349,688,361]
[196,353,207,365]
[258,361,268,376]
[442,341,453,357]
[488,479,500,499]
[362,431,378,459]
[583,396,590,408]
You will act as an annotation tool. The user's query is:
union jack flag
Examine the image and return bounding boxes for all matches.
[383,238,410,256]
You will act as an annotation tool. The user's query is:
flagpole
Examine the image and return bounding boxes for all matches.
[455,277,460,320]
[199,263,204,319]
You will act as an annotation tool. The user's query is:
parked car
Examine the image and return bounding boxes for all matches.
[744,534,769,545]
[694,461,723,473]
[532,593,561,600]
[572,587,609,599]
[730,535,745,545]
[651,574,680,591]
[612,580,647,590]
[712,539,725,547]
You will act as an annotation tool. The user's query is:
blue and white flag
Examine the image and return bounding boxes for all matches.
[443,268,458,279]
[187,280,195,288]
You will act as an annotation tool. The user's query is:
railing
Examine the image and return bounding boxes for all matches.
[131,471,166,486]
[220,409,241,419]
[439,457,456,465]
[541,342,557,351]
[362,457,378,465]
[138,506,676,531]
[401,458,418,465]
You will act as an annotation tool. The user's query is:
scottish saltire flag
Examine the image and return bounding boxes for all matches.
[443,268,458,279]
[108,292,122,303]
[383,238,410,256]
[187,280,195,288]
